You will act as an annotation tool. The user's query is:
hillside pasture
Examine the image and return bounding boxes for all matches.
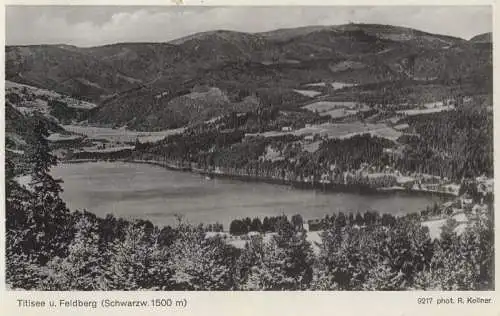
[63,125,185,143]
[330,81,358,90]
[6,80,98,110]
[78,145,136,153]
[303,81,357,90]
[295,122,399,139]
[338,126,402,141]
[303,101,358,112]
[397,105,455,116]
[292,89,323,97]
[248,122,401,141]
[304,82,326,87]
[322,108,352,119]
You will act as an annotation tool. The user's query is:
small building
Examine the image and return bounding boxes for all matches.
[460,194,474,208]
[281,126,292,132]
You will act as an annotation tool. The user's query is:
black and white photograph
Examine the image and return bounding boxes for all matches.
[4,5,494,292]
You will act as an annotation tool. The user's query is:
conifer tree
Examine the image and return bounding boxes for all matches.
[24,118,72,264]
[168,223,232,290]
[235,235,265,288]
[5,229,43,290]
[414,214,494,290]
[243,218,314,290]
[40,215,105,290]
[103,223,154,290]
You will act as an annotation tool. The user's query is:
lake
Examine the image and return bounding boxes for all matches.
[52,162,446,228]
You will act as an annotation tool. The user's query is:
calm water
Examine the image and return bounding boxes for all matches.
[52,162,445,228]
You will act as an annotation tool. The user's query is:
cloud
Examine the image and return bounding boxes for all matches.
[6,6,492,46]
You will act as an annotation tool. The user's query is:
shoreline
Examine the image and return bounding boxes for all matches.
[61,158,457,199]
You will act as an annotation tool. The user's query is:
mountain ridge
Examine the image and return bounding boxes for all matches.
[470,32,492,43]
[6,23,492,130]
[6,23,474,48]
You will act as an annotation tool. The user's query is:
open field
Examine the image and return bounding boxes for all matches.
[293,89,323,97]
[248,122,402,141]
[330,82,357,90]
[47,133,84,142]
[78,145,135,153]
[302,140,322,153]
[62,125,185,143]
[339,126,402,141]
[304,82,327,87]
[321,108,352,119]
[304,81,357,90]
[6,80,98,110]
[296,122,401,140]
[303,101,358,113]
[397,105,455,116]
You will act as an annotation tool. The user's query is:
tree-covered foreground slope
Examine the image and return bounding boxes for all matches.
[6,119,494,291]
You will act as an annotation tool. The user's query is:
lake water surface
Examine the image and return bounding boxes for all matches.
[52,162,446,228]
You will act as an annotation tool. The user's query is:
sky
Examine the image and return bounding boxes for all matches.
[6,6,492,47]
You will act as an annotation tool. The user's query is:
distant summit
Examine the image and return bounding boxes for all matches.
[5,23,492,130]
[470,32,492,43]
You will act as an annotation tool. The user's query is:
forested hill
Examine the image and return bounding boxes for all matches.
[470,32,492,43]
[6,24,492,130]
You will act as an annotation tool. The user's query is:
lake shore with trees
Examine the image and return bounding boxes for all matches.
[6,119,494,291]
[61,155,460,199]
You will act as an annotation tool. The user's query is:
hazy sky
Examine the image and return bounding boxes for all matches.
[6,6,492,47]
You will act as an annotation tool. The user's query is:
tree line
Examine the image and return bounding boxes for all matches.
[73,98,493,189]
[229,214,304,235]
[396,106,493,181]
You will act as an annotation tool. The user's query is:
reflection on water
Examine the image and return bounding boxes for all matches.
[52,162,445,228]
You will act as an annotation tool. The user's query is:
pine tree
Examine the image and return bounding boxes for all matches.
[168,223,232,290]
[313,225,374,290]
[5,155,43,289]
[235,236,265,288]
[5,229,44,290]
[291,214,304,231]
[40,215,105,290]
[414,214,494,290]
[103,223,155,290]
[363,263,406,290]
[5,157,32,249]
[243,218,314,290]
[250,217,263,232]
[24,119,72,264]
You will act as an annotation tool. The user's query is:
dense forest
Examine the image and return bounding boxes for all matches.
[396,105,493,180]
[128,101,492,184]
[5,119,494,291]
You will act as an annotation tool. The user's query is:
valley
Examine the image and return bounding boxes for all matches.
[5,24,493,206]
[4,6,495,293]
